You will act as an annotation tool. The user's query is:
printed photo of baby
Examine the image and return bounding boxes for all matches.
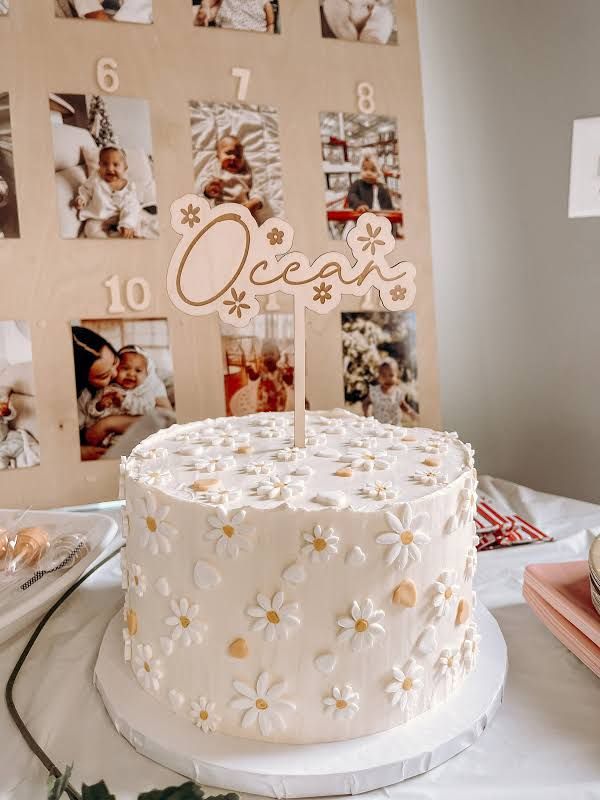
[320,110,403,240]
[0,321,40,471]
[341,311,419,426]
[0,93,20,239]
[192,0,280,33]
[189,101,284,224]
[71,318,176,461]
[320,0,397,45]
[221,311,295,416]
[54,0,153,24]
[49,93,159,239]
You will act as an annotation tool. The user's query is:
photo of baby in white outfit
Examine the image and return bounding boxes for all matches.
[193,0,279,33]
[190,101,284,224]
[54,0,153,24]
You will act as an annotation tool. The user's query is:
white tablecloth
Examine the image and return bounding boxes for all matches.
[1,477,600,800]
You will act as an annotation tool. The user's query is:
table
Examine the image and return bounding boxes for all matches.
[1,477,600,800]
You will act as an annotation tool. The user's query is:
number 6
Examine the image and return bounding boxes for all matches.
[97,57,120,93]
[232,67,251,102]
[356,82,375,114]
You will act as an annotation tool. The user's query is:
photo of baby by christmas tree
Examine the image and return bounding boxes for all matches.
[71,318,176,461]
[189,101,284,224]
[54,0,152,24]
[0,321,40,471]
[341,311,419,426]
[49,93,159,239]
[320,110,403,240]
[192,0,280,33]
[0,93,20,239]
[221,311,295,416]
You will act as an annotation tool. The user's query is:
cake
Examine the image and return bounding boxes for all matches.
[120,410,480,744]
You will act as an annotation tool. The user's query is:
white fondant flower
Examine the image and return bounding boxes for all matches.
[194,455,236,472]
[439,648,460,680]
[465,534,479,579]
[385,657,424,710]
[139,467,172,487]
[190,698,220,733]
[422,440,449,454]
[204,488,242,505]
[323,685,360,719]
[133,643,162,693]
[337,599,385,652]
[389,438,408,451]
[354,436,378,450]
[376,506,431,569]
[341,449,392,471]
[245,460,274,476]
[129,563,147,597]
[230,672,295,737]
[258,428,280,439]
[458,475,478,523]
[412,469,448,487]
[123,628,132,662]
[276,447,306,463]
[205,507,255,559]
[246,591,300,641]
[462,623,482,672]
[302,525,339,563]
[256,474,304,500]
[363,480,398,501]
[464,443,475,469]
[305,430,327,446]
[433,570,460,617]
[165,597,205,646]
[431,430,458,442]
[133,493,178,556]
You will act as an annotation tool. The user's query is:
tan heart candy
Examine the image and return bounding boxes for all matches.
[335,467,353,478]
[127,609,138,636]
[403,434,418,443]
[228,638,249,659]
[392,579,417,607]
[423,457,440,467]
[456,598,470,624]
[237,445,253,454]
[190,478,222,492]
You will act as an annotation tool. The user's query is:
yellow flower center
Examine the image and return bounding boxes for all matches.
[355,618,369,633]
[313,537,327,552]
[199,710,209,721]
[134,576,139,586]
[447,656,454,667]
[127,609,138,636]
[445,588,453,599]
[146,516,157,533]
[180,615,191,628]
[143,661,151,673]
[266,610,280,625]
[402,677,413,691]
[401,530,414,545]
[256,698,268,710]
[366,454,376,460]
[222,524,235,538]
[335,699,348,710]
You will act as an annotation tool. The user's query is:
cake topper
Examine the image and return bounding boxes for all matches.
[167,195,416,447]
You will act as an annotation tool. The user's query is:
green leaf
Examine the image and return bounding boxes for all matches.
[81,781,117,800]
[138,785,239,800]
[47,765,73,800]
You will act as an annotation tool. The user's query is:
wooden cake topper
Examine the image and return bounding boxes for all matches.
[168,195,416,447]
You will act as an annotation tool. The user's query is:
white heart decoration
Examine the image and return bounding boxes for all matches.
[160,636,174,656]
[193,560,222,590]
[314,449,341,459]
[313,491,348,508]
[345,546,366,566]
[314,653,337,674]
[154,577,170,597]
[281,562,306,584]
[168,689,185,710]
[417,624,438,654]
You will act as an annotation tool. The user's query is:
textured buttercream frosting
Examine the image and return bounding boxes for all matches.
[121,410,480,744]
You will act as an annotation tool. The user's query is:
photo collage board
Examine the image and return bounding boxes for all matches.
[0,0,440,506]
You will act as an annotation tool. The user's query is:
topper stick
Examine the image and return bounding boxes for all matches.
[293,295,306,448]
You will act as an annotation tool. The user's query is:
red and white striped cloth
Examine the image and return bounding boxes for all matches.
[475,494,553,550]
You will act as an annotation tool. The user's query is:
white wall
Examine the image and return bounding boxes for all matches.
[417,0,600,502]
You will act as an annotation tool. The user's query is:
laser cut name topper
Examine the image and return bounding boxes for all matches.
[167,195,416,446]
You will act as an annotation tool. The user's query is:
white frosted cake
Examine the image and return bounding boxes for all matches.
[120,410,480,744]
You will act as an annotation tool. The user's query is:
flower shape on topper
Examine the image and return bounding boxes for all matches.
[167,196,416,324]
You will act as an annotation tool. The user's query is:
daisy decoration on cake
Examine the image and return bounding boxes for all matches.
[133,493,178,556]
[230,672,296,737]
[246,591,301,641]
[340,448,393,472]
[323,685,360,720]
[302,524,339,563]
[189,698,221,733]
[165,597,206,646]
[337,599,386,651]
[432,569,460,617]
[462,623,482,672]
[132,643,163,693]
[363,480,398,501]
[205,506,255,559]
[438,648,460,682]
[128,563,147,598]
[385,657,424,710]
[256,474,305,501]
[376,506,431,569]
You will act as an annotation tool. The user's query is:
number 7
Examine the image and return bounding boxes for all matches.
[232,67,251,102]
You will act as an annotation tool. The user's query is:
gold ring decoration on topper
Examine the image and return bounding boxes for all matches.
[168,195,416,448]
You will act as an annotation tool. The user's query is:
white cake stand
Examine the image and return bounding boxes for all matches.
[95,605,507,798]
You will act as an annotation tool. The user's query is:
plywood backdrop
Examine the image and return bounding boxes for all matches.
[0,0,440,508]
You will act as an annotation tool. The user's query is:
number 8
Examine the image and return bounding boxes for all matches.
[97,57,120,94]
[357,82,375,115]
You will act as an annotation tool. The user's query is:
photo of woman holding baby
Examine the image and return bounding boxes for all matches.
[189,101,284,224]
[192,0,280,33]
[49,93,159,239]
[0,93,20,239]
[72,320,176,461]
[54,0,153,24]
